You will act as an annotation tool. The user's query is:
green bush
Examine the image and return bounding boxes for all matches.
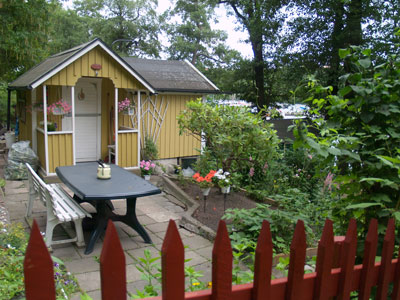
[0,222,79,299]
[223,188,333,254]
[293,42,400,242]
[178,99,280,180]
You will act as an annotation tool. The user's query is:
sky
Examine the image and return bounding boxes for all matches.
[63,0,253,58]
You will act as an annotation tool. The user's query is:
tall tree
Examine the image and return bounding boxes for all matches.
[216,0,288,108]
[0,0,54,81]
[73,0,162,57]
[48,4,91,54]
[165,0,241,69]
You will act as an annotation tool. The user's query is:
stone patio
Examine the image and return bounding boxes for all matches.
[0,153,214,299]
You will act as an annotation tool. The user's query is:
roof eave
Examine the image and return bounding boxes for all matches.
[156,89,220,94]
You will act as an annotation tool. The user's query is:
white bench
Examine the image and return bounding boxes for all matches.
[25,163,91,249]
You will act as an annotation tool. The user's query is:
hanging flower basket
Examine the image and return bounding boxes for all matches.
[123,107,135,115]
[221,186,231,194]
[52,107,65,115]
[201,187,211,196]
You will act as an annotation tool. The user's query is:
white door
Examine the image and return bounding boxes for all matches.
[74,78,102,162]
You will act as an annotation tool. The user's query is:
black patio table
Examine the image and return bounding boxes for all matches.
[55,162,161,254]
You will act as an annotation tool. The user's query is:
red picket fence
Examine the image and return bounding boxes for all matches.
[24,218,400,300]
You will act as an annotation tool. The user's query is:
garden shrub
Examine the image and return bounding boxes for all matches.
[177,99,280,180]
[0,222,79,299]
[223,188,332,254]
[293,41,400,244]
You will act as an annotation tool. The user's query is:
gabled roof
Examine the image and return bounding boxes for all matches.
[8,39,155,93]
[123,58,219,94]
[9,39,219,94]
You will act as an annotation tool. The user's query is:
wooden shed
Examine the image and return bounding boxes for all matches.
[8,39,219,175]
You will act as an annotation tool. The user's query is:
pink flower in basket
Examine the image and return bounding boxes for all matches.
[140,160,156,175]
[118,98,134,113]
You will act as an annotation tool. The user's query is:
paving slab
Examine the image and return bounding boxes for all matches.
[0,161,218,298]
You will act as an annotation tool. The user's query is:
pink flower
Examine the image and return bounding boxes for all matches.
[151,163,156,168]
[145,167,149,171]
[308,154,313,159]
[323,172,334,192]
[249,167,255,177]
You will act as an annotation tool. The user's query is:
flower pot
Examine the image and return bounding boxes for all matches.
[123,108,134,115]
[144,175,151,181]
[201,187,211,196]
[221,186,231,194]
[52,107,65,115]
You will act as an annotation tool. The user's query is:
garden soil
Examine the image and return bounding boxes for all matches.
[175,181,257,232]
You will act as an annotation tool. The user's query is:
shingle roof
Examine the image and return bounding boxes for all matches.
[123,58,219,94]
[9,39,219,94]
[9,40,93,89]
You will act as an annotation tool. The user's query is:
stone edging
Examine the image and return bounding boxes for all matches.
[160,175,216,241]
[160,175,318,267]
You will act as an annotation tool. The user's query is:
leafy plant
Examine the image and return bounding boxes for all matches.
[178,99,280,176]
[0,222,79,299]
[142,136,158,161]
[293,43,400,243]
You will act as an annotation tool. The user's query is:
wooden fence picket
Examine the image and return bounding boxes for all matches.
[286,220,307,300]
[358,218,378,300]
[161,219,185,300]
[391,243,400,300]
[100,220,126,300]
[376,218,395,300]
[211,220,233,300]
[23,217,400,300]
[314,219,334,300]
[337,218,358,300]
[252,220,272,300]
[24,219,56,300]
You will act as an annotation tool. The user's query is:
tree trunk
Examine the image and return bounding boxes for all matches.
[251,33,267,108]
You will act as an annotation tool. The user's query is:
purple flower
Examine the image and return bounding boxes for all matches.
[249,167,255,177]
[323,172,334,192]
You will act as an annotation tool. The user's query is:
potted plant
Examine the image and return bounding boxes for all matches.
[118,97,135,115]
[47,99,72,115]
[192,170,216,196]
[214,169,231,194]
[140,160,156,180]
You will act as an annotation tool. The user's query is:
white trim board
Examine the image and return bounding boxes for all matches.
[30,39,155,94]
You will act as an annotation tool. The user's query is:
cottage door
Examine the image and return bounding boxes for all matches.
[74,78,102,162]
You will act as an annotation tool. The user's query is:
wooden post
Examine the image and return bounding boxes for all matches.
[211,220,233,300]
[24,219,56,300]
[314,219,334,300]
[337,219,357,300]
[358,219,378,300]
[376,218,395,300]
[286,220,307,300]
[161,220,185,300]
[100,220,126,300]
[252,220,272,300]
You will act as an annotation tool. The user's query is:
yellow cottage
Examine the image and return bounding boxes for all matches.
[8,39,219,176]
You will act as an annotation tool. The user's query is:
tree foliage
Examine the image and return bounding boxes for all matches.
[215,0,288,107]
[293,38,400,238]
[177,99,280,174]
[73,0,161,57]
[0,0,54,81]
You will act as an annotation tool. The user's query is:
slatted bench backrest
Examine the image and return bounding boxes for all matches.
[25,163,51,208]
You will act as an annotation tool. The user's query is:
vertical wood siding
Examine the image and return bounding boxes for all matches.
[47,134,73,173]
[44,46,145,89]
[117,132,138,167]
[16,90,32,143]
[36,131,45,170]
[154,94,201,159]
